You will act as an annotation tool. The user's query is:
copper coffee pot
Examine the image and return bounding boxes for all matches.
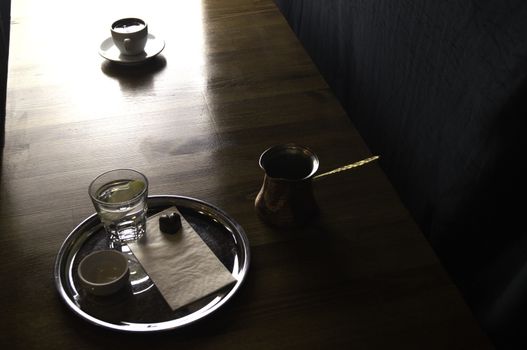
[255,144,319,227]
[254,144,379,228]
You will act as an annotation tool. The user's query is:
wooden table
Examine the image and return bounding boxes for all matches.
[1,0,493,348]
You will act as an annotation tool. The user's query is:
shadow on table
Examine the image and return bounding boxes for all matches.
[100,55,167,92]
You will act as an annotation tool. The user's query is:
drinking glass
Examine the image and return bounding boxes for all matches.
[89,169,149,248]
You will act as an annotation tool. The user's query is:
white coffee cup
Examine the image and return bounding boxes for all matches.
[111,18,148,56]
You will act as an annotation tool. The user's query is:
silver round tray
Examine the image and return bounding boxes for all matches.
[54,195,250,332]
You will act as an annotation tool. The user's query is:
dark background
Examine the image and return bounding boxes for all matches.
[275,0,527,349]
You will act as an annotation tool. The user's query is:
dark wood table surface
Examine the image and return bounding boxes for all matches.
[1,0,493,348]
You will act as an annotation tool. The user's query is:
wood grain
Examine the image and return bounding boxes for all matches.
[1,0,492,348]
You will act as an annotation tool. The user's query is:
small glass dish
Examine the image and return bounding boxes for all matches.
[77,250,130,296]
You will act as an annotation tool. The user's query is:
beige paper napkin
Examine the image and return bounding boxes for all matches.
[127,206,237,311]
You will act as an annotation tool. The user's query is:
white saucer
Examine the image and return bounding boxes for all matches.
[99,33,165,65]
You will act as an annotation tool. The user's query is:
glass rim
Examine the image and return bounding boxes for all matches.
[89,168,149,206]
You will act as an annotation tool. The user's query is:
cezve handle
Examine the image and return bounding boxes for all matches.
[313,155,380,180]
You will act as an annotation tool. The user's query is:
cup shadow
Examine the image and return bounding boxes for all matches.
[100,55,167,92]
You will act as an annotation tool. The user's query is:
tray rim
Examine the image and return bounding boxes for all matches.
[53,195,251,332]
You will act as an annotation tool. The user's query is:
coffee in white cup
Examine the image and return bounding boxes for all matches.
[111,18,148,56]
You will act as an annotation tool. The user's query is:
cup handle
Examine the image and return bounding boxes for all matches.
[123,38,132,53]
